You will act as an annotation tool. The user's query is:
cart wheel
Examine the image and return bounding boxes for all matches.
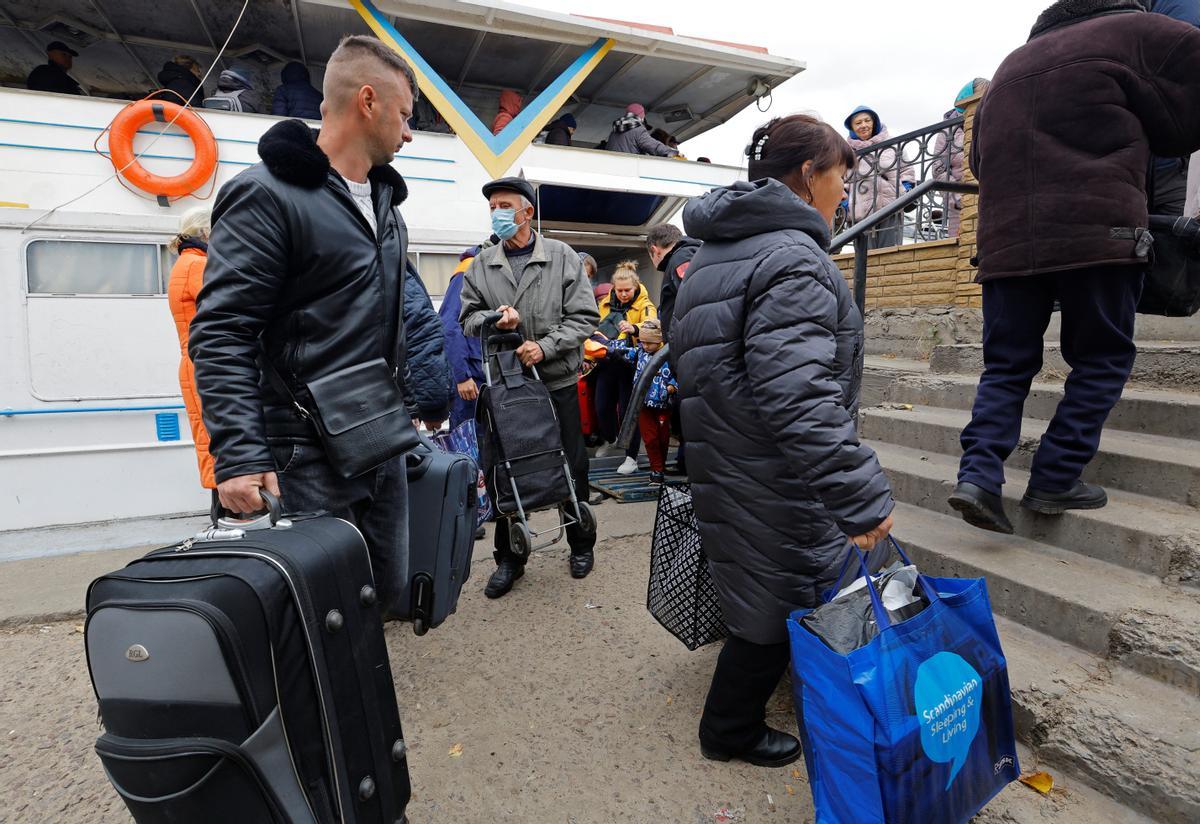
[509,521,533,560]
[577,501,596,535]
[412,617,428,637]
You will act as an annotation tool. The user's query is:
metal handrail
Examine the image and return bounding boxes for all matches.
[832,179,980,314]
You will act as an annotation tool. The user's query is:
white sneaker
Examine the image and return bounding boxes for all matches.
[616,456,638,475]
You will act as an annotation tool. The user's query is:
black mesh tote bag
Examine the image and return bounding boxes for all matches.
[647,482,727,650]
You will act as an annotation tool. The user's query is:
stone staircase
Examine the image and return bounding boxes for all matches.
[859,342,1200,823]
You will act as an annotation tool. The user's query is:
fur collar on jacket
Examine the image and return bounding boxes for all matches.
[257,118,408,208]
[1030,0,1147,39]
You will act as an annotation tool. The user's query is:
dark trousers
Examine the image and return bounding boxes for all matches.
[495,383,596,562]
[958,266,1143,495]
[594,359,641,458]
[699,635,792,751]
[271,442,409,618]
[638,407,671,473]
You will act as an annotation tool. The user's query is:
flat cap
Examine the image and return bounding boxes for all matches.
[481,176,535,208]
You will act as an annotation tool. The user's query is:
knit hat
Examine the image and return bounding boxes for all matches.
[638,318,663,344]
[559,113,578,129]
[626,103,646,119]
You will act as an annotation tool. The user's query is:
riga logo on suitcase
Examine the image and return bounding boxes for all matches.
[85,492,411,824]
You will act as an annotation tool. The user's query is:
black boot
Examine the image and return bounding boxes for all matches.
[700,726,801,768]
[569,551,594,579]
[1021,480,1107,515]
[948,481,1014,534]
[484,558,524,599]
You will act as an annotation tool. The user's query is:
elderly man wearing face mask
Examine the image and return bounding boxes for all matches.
[459,177,601,598]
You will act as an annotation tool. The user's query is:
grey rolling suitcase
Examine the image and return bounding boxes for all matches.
[401,434,477,634]
[85,495,410,824]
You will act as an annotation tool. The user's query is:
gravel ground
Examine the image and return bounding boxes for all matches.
[0,524,1151,823]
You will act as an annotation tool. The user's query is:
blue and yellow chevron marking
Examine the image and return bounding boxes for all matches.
[348,0,614,178]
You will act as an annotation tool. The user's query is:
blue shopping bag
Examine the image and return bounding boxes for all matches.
[788,538,1019,824]
[434,419,493,527]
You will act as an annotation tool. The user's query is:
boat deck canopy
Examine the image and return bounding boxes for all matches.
[0,0,803,145]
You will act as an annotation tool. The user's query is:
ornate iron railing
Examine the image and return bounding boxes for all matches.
[837,115,967,249]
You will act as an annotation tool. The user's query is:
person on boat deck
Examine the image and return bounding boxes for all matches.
[492,89,524,135]
[151,55,205,106]
[190,35,420,634]
[594,261,655,474]
[167,207,216,490]
[545,113,577,146]
[272,61,324,121]
[605,103,681,157]
[27,41,84,96]
[949,0,1200,533]
[204,65,262,113]
[459,176,600,598]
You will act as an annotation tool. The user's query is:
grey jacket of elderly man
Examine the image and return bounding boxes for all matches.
[459,233,600,391]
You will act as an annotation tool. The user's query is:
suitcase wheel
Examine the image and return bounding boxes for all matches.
[509,521,533,560]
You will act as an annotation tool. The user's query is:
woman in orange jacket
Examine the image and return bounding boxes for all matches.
[166,207,215,489]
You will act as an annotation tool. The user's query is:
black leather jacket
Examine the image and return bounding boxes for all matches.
[190,119,410,484]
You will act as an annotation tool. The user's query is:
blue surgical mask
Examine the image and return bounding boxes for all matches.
[491,208,525,241]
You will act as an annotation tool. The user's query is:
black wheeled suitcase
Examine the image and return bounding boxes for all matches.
[85,498,410,824]
[401,434,477,635]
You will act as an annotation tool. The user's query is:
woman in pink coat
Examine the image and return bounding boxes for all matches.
[845,105,915,248]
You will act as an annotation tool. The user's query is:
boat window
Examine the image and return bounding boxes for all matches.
[408,252,460,297]
[26,240,167,296]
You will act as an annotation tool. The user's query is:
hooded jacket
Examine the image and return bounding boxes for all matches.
[845,106,915,222]
[604,113,677,157]
[272,61,323,120]
[655,236,702,340]
[672,179,894,644]
[189,119,410,483]
[153,60,204,106]
[492,90,523,135]
[206,67,261,113]
[971,0,1200,280]
[167,241,215,489]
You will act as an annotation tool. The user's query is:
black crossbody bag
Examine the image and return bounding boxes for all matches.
[262,242,419,479]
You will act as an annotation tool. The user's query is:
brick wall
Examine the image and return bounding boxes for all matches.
[832,93,984,309]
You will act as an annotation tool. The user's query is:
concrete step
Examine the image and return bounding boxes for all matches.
[997,616,1200,824]
[891,502,1200,696]
[860,404,1200,508]
[928,342,1200,392]
[869,441,1200,584]
[881,372,1200,442]
[861,356,929,407]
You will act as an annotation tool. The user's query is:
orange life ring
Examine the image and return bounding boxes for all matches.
[108,100,218,199]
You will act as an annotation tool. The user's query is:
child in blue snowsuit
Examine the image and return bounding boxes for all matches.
[602,318,677,483]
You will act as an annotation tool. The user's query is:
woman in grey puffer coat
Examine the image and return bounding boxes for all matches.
[672,114,895,768]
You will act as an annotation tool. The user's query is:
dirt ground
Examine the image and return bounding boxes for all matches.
[0,521,1151,824]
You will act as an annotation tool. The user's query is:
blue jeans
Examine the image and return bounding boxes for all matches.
[271,442,410,618]
[958,266,1143,495]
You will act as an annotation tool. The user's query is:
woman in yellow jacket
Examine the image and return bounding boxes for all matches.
[594,261,657,473]
[166,207,215,489]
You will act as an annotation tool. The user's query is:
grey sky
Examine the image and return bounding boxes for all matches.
[523,0,1054,165]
